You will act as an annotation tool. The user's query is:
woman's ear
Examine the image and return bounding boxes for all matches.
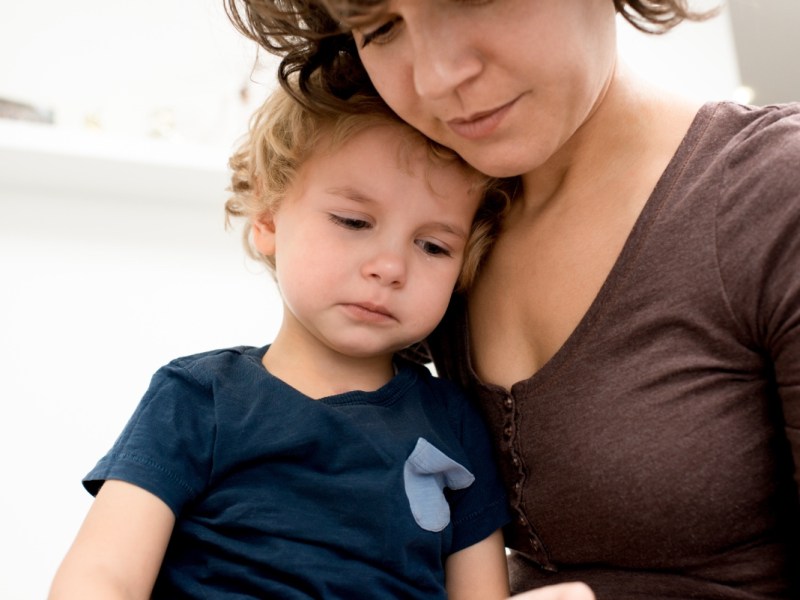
[252,213,277,257]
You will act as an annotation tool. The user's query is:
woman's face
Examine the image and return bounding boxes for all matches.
[353,0,619,178]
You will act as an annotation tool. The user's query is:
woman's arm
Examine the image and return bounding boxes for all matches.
[48,479,175,600]
[445,528,509,600]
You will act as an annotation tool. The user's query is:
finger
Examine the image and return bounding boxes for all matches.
[509,582,595,600]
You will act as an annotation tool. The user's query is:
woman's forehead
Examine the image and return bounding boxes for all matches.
[322,0,388,24]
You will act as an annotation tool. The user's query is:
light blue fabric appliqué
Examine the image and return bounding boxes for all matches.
[403,437,475,532]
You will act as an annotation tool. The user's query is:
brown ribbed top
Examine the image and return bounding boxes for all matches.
[430,102,800,599]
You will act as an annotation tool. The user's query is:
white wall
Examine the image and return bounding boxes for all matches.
[0,0,278,146]
[0,121,284,599]
[617,6,742,102]
[0,2,741,598]
[1,3,283,595]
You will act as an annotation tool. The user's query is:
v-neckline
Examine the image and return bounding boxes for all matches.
[463,102,720,397]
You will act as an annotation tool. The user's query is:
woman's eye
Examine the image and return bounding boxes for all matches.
[416,239,452,257]
[359,17,401,48]
[329,214,371,230]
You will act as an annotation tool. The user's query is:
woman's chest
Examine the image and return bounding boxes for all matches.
[467,201,634,388]
[471,262,785,567]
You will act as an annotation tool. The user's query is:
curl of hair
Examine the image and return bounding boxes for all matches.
[225,0,718,113]
[225,0,377,114]
[226,85,398,271]
[457,177,513,292]
[226,89,304,272]
[614,0,718,34]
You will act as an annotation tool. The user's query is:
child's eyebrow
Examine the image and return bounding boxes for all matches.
[326,186,376,205]
[429,222,470,240]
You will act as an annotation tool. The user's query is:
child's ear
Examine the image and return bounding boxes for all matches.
[252,213,277,257]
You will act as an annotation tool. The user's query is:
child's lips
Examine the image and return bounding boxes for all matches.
[341,302,397,323]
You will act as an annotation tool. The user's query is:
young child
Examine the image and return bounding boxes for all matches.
[48,85,512,600]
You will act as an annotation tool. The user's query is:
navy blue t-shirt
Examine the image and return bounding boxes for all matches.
[84,346,510,599]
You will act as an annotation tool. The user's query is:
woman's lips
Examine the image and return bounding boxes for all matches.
[446,97,519,140]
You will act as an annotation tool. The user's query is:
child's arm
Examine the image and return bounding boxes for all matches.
[49,479,175,600]
[445,528,510,600]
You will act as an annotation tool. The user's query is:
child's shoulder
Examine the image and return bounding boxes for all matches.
[162,345,267,386]
[396,356,475,410]
[168,345,264,366]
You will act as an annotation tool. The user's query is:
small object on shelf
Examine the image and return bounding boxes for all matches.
[0,98,54,124]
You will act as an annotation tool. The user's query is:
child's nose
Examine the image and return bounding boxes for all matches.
[361,250,407,288]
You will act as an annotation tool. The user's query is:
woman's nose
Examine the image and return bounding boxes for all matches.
[411,21,483,100]
[361,250,407,288]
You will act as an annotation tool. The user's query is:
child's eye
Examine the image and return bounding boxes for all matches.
[416,239,452,257]
[359,16,401,48]
[329,214,372,230]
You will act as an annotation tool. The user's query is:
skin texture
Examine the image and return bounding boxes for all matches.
[48,480,175,600]
[353,0,619,179]
[48,122,510,600]
[511,583,596,600]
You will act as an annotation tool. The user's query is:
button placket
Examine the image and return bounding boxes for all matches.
[499,390,555,571]
[501,392,523,498]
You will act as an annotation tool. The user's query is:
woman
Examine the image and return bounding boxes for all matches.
[225,1,800,598]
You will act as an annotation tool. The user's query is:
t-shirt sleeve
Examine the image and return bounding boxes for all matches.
[83,361,216,516]
[716,104,800,490]
[441,382,512,553]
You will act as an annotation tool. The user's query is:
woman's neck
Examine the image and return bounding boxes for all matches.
[519,63,701,216]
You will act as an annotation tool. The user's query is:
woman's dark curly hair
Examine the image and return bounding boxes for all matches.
[225,0,717,115]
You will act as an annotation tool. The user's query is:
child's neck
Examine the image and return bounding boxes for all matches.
[263,336,396,400]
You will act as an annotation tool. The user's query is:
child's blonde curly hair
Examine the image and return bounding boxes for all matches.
[226,85,512,292]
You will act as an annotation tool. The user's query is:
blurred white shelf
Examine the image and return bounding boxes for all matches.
[0,119,231,205]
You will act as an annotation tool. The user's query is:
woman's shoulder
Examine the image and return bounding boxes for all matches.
[677,101,800,216]
[704,103,800,345]
[706,101,800,203]
[700,100,800,155]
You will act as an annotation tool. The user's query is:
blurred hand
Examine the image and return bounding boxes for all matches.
[509,582,595,600]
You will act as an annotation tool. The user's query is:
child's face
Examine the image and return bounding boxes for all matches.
[253,123,482,360]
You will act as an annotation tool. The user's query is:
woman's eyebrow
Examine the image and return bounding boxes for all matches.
[333,3,387,28]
